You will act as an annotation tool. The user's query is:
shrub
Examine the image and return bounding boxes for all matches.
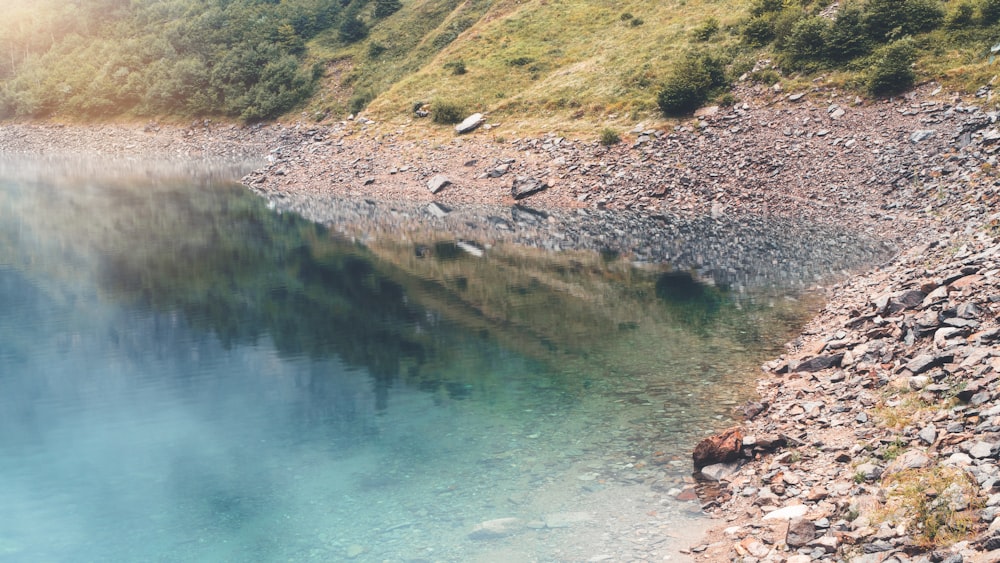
[599,128,620,146]
[945,1,976,27]
[339,15,368,43]
[692,17,720,41]
[826,3,873,61]
[348,90,374,114]
[982,0,1000,24]
[867,38,917,96]
[373,0,402,19]
[620,12,634,21]
[717,91,738,106]
[742,16,776,46]
[750,0,784,17]
[657,51,728,116]
[444,60,467,75]
[630,18,645,26]
[785,16,832,64]
[866,0,944,40]
[431,99,465,124]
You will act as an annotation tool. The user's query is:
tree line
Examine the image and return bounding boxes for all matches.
[0,0,382,121]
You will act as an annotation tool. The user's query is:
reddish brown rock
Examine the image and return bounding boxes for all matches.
[693,426,744,469]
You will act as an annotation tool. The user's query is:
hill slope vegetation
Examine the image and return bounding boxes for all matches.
[2,0,999,130]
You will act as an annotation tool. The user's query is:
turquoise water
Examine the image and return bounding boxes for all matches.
[0,158,884,562]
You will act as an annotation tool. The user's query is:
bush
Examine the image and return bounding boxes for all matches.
[785,16,832,64]
[945,1,976,27]
[982,0,1000,24]
[826,4,873,61]
[339,15,368,43]
[867,38,917,96]
[444,60,467,75]
[348,90,374,114]
[657,51,728,116]
[431,100,465,124]
[716,92,738,106]
[750,0,784,17]
[692,17,720,41]
[373,0,402,19]
[742,16,776,46]
[599,128,620,146]
[865,0,944,40]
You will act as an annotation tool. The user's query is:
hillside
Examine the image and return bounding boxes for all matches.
[2,0,1000,134]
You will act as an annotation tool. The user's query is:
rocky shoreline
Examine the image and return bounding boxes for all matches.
[247,83,1000,562]
[3,81,1000,561]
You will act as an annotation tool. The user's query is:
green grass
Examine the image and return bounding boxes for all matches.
[303,0,746,134]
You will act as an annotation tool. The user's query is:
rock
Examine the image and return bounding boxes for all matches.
[763,504,809,521]
[786,517,817,547]
[345,544,365,558]
[969,441,997,459]
[426,202,450,218]
[918,424,937,445]
[788,93,806,102]
[455,113,485,134]
[896,289,927,309]
[693,426,743,469]
[905,353,953,375]
[427,174,451,194]
[468,517,524,539]
[885,449,932,474]
[488,163,511,178]
[700,461,742,481]
[856,462,882,481]
[694,106,720,118]
[910,129,936,142]
[795,354,844,372]
[511,177,549,200]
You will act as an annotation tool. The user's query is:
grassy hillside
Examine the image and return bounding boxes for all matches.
[2,0,1000,133]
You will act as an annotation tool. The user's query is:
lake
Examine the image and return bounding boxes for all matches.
[0,156,891,562]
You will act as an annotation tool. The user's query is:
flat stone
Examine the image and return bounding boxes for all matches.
[455,113,485,134]
[700,461,742,481]
[763,504,809,521]
[905,353,953,375]
[885,449,931,474]
[468,517,524,539]
[795,354,844,372]
[910,129,936,143]
[427,174,451,194]
[969,441,997,459]
[511,177,549,200]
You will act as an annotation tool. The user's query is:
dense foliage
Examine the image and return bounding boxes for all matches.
[0,0,351,121]
[739,0,984,93]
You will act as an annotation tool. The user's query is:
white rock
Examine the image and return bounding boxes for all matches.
[455,113,485,134]
[762,504,809,521]
[468,517,523,539]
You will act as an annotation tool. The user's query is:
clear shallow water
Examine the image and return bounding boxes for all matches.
[0,157,885,562]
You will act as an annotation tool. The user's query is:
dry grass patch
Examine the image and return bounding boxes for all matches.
[877,466,983,548]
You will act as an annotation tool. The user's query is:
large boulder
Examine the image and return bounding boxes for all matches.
[693,426,743,469]
[455,113,485,134]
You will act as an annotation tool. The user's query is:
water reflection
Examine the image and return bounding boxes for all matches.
[0,156,891,562]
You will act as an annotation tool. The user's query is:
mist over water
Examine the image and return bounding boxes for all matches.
[0,158,888,562]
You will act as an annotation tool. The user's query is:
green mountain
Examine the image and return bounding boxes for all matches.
[1,0,998,130]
